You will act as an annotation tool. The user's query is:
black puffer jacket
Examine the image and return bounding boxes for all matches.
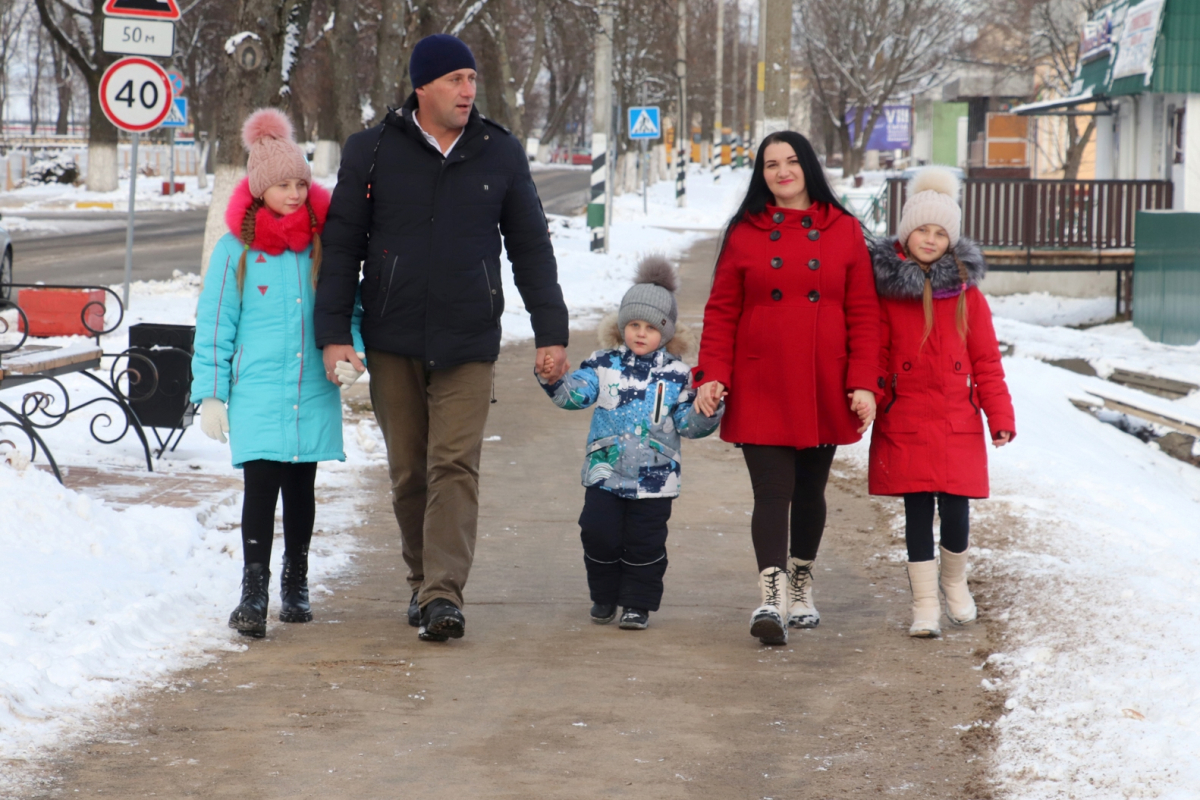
[314,93,569,369]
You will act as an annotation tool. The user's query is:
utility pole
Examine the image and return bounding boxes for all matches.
[762,0,793,136]
[742,5,753,163]
[675,0,687,207]
[712,0,724,174]
[589,2,613,253]
[755,0,765,144]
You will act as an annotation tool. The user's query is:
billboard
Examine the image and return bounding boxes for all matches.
[846,105,912,150]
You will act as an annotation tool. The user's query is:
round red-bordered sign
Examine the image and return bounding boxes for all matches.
[99,57,174,132]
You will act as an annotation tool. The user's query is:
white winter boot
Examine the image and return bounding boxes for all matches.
[906,560,942,638]
[750,566,789,645]
[939,546,977,625]
[786,557,820,628]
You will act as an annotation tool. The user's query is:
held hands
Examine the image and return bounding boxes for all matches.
[536,345,569,383]
[992,431,1013,448]
[200,397,229,443]
[335,352,368,387]
[694,381,727,418]
[322,345,364,387]
[848,389,876,434]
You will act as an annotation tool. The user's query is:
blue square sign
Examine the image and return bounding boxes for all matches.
[160,97,187,128]
[628,106,661,140]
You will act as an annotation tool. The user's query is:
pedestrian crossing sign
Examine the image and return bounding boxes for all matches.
[160,97,187,128]
[628,106,661,140]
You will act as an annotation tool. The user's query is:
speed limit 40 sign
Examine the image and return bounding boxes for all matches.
[99,56,174,132]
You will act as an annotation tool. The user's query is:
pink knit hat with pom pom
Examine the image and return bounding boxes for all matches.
[242,108,311,198]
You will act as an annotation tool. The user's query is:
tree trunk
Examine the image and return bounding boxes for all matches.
[202,0,315,275]
[330,0,361,140]
[52,39,70,136]
[368,0,408,124]
[1062,117,1096,181]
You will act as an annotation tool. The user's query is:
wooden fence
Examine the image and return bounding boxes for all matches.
[886,178,1174,269]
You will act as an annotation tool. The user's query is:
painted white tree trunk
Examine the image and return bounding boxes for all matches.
[87,143,118,193]
[312,140,340,178]
[201,164,246,278]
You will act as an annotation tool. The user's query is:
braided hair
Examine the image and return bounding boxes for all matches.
[906,242,971,346]
[235,198,323,295]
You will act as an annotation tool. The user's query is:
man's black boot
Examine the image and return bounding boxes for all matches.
[419,598,465,641]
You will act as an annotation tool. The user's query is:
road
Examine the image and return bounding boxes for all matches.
[26,238,1005,799]
[7,167,589,285]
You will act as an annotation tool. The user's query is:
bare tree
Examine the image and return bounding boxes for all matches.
[0,0,31,137]
[797,0,971,176]
[478,0,545,143]
[200,0,316,272]
[33,0,124,189]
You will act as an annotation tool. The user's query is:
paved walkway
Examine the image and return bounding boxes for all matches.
[29,239,1002,799]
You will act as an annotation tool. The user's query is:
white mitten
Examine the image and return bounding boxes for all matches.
[335,353,367,387]
[200,397,229,443]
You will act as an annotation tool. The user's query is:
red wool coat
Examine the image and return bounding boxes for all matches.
[695,203,882,448]
[867,238,1016,498]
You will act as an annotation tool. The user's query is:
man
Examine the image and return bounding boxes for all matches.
[315,34,570,642]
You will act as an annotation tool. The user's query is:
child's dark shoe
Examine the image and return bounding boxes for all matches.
[590,602,618,624]
[228,563,270,638]
[619,608,649,630]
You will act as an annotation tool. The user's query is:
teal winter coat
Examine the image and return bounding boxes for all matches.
[191,180,363,468]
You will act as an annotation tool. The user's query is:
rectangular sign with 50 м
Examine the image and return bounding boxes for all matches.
[102,17,175,58]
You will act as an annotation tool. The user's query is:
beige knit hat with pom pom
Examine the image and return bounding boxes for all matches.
[897,166,962,247]
[242,108,312,198]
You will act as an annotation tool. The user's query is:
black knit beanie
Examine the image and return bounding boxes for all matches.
[409,34,477,89]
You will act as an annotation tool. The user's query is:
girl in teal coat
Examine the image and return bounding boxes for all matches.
[191,108,364,638]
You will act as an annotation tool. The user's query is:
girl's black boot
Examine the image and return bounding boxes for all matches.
[229,563,271,638]
[279,555,313,623]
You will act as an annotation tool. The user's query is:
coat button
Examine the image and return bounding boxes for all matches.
[296,352,302,358]
[296,297,302,303]
[293,456,299,461]
[808,230,820,241]
[293,404,299,409]
[808,290,820,302]
[429,360,436,366]
[955,361,962,370]
[877,376,885,389]
[771,289,783,301]
[903,361,912,371]
[770,230,781,241]
[771,257,783,269]
[772,211,785,223]
[695,370,705,382]
[801,216,812,228]
[808,258,820,270]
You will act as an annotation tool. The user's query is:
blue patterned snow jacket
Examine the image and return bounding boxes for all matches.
[538,318,723,499]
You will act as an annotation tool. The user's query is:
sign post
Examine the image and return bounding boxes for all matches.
[628,106,661,215]
[162,75,186,197]
[99,56,173,307]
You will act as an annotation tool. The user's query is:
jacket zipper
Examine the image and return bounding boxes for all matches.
[233,345,244,385]
[652,382,665,425]
[968,374,978,413]
[379,254,398,318]
[481,259,494,318]
[883,373,898,413]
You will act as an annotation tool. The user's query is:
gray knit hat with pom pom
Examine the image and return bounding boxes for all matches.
[618,254,678,345]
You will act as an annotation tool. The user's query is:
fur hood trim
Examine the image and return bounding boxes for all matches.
[869,236,986,300]
[598,311,697,362]
[225,177,331,255]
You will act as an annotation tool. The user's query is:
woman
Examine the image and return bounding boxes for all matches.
[692,131,881,645]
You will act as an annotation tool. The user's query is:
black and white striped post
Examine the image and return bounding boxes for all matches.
[675,0,687,208]
[589,2,614,253]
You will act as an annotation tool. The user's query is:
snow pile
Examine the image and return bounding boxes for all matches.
[0,172,212,213]
[21,154,80,187]
[986,292,1116,328]
[976,358,1200,798]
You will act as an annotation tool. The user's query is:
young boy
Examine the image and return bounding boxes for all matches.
[538,256,723,630]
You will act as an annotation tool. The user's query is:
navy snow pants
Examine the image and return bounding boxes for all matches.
[578,486,672,611]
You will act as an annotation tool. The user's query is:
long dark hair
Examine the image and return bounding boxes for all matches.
[716,131,852,263]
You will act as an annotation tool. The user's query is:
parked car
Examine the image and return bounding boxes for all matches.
[0,215,11,301]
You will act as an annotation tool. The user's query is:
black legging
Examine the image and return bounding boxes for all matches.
[903,492,970,562]
[241,459,318,566]
[741,444,837,571]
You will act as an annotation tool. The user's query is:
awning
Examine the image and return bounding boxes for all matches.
[1013,55,1113,116]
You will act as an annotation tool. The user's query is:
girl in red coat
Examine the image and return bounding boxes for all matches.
[867,166,1016,638]
[694,132,881,645]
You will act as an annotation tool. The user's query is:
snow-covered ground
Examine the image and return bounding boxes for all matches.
[4,162,1200,798]
[0,172,212,213]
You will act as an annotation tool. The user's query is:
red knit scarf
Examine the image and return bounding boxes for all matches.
[224,177,331,255]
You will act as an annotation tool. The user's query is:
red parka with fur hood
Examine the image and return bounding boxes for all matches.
[695,203,882,448]
[867,237,1016,498]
